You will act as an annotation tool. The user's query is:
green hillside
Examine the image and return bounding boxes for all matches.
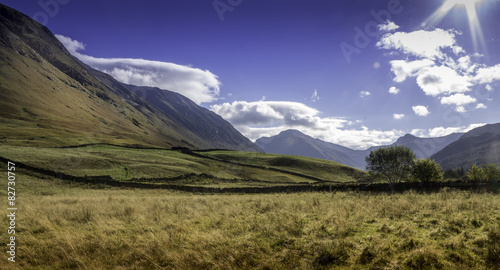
[0,145,365,188]
[197,150,365,182]
[0,3,260,151]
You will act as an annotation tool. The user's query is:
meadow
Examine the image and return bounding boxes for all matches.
[1,168,499,269]
[0,145,364,187]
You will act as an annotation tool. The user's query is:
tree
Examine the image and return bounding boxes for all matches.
[483,163,500,182]
[466,163,486,181]
[365,145,416,184]
[412,158,443,183]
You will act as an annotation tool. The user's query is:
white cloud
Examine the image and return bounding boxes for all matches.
[393,113,405,120]
[378,21,400,32]
[476,103,487,109]
[388,86,400,95]
[440,93,477,106]
[410,123,486,138]
[57,35,86,53]
[474,64,500,84]
[377,29,461,60]
[412,105,430,116]
[456,106,466,113]
[359,91,371,98]
[310,89,320,102]
[416,66,471,96]
[56,34,220,104]
[211,100,403,149]
[211,101,322,126]
[452,46,465,56]
[456,56,476,74]
[378,27,500,117]
[389,59,435,83]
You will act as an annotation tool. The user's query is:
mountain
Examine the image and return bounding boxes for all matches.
[256,130,463,170]
[121,84,260,150]
[391,133,463,159]
[432,123,500,170]
[255,129,361,168]
[0,4,260,151]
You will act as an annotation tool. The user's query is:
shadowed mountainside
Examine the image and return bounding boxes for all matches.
[0,3,260,151]
[256,129,464,170]
[432,123,500,170]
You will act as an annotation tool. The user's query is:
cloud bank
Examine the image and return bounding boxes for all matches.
[377,29,460,60]
[411,123,486,138]
[378,27,500,113]
[55,35,221,104]
[211,101,404,149]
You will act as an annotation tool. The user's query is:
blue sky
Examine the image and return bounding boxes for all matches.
[3,0,500,149]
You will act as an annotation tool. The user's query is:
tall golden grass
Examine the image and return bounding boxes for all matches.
[1,170,500,269]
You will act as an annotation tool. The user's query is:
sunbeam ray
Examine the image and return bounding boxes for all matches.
[423,0,488,53]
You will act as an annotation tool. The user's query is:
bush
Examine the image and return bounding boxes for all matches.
[483,163,500,182]
[466,164,486,181]
[412,158,443,183]
[365,146,416,184]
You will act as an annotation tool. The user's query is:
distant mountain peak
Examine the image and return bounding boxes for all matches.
[279,129,304,136]
[395,133,417,144]
[257,129,466,170]
[402,133,417,138]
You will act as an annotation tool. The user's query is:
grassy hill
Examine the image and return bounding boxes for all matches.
[0,3,260,151]
[197,150,364,183]
[0,145,365,188]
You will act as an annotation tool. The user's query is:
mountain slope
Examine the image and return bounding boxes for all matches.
[0,4,259,151]
[256,130,463,170]
[256,130,365,169]
[432,123,500,170]
[122,84,260,151]
[392,133,463,159]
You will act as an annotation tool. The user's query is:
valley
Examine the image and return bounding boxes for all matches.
[1,2,500,269]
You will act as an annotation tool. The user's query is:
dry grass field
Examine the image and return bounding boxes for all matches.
[1,169,500,269]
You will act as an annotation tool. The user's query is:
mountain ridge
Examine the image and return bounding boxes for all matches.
[256,129,464,170]
[0,3,260,151]
[431,123,500,170]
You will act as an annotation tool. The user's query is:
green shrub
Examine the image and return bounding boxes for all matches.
[466,164,486,181]
[412,158,443,183]
[483,163,500,182]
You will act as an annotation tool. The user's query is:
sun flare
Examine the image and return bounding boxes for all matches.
[424,0,488,52]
